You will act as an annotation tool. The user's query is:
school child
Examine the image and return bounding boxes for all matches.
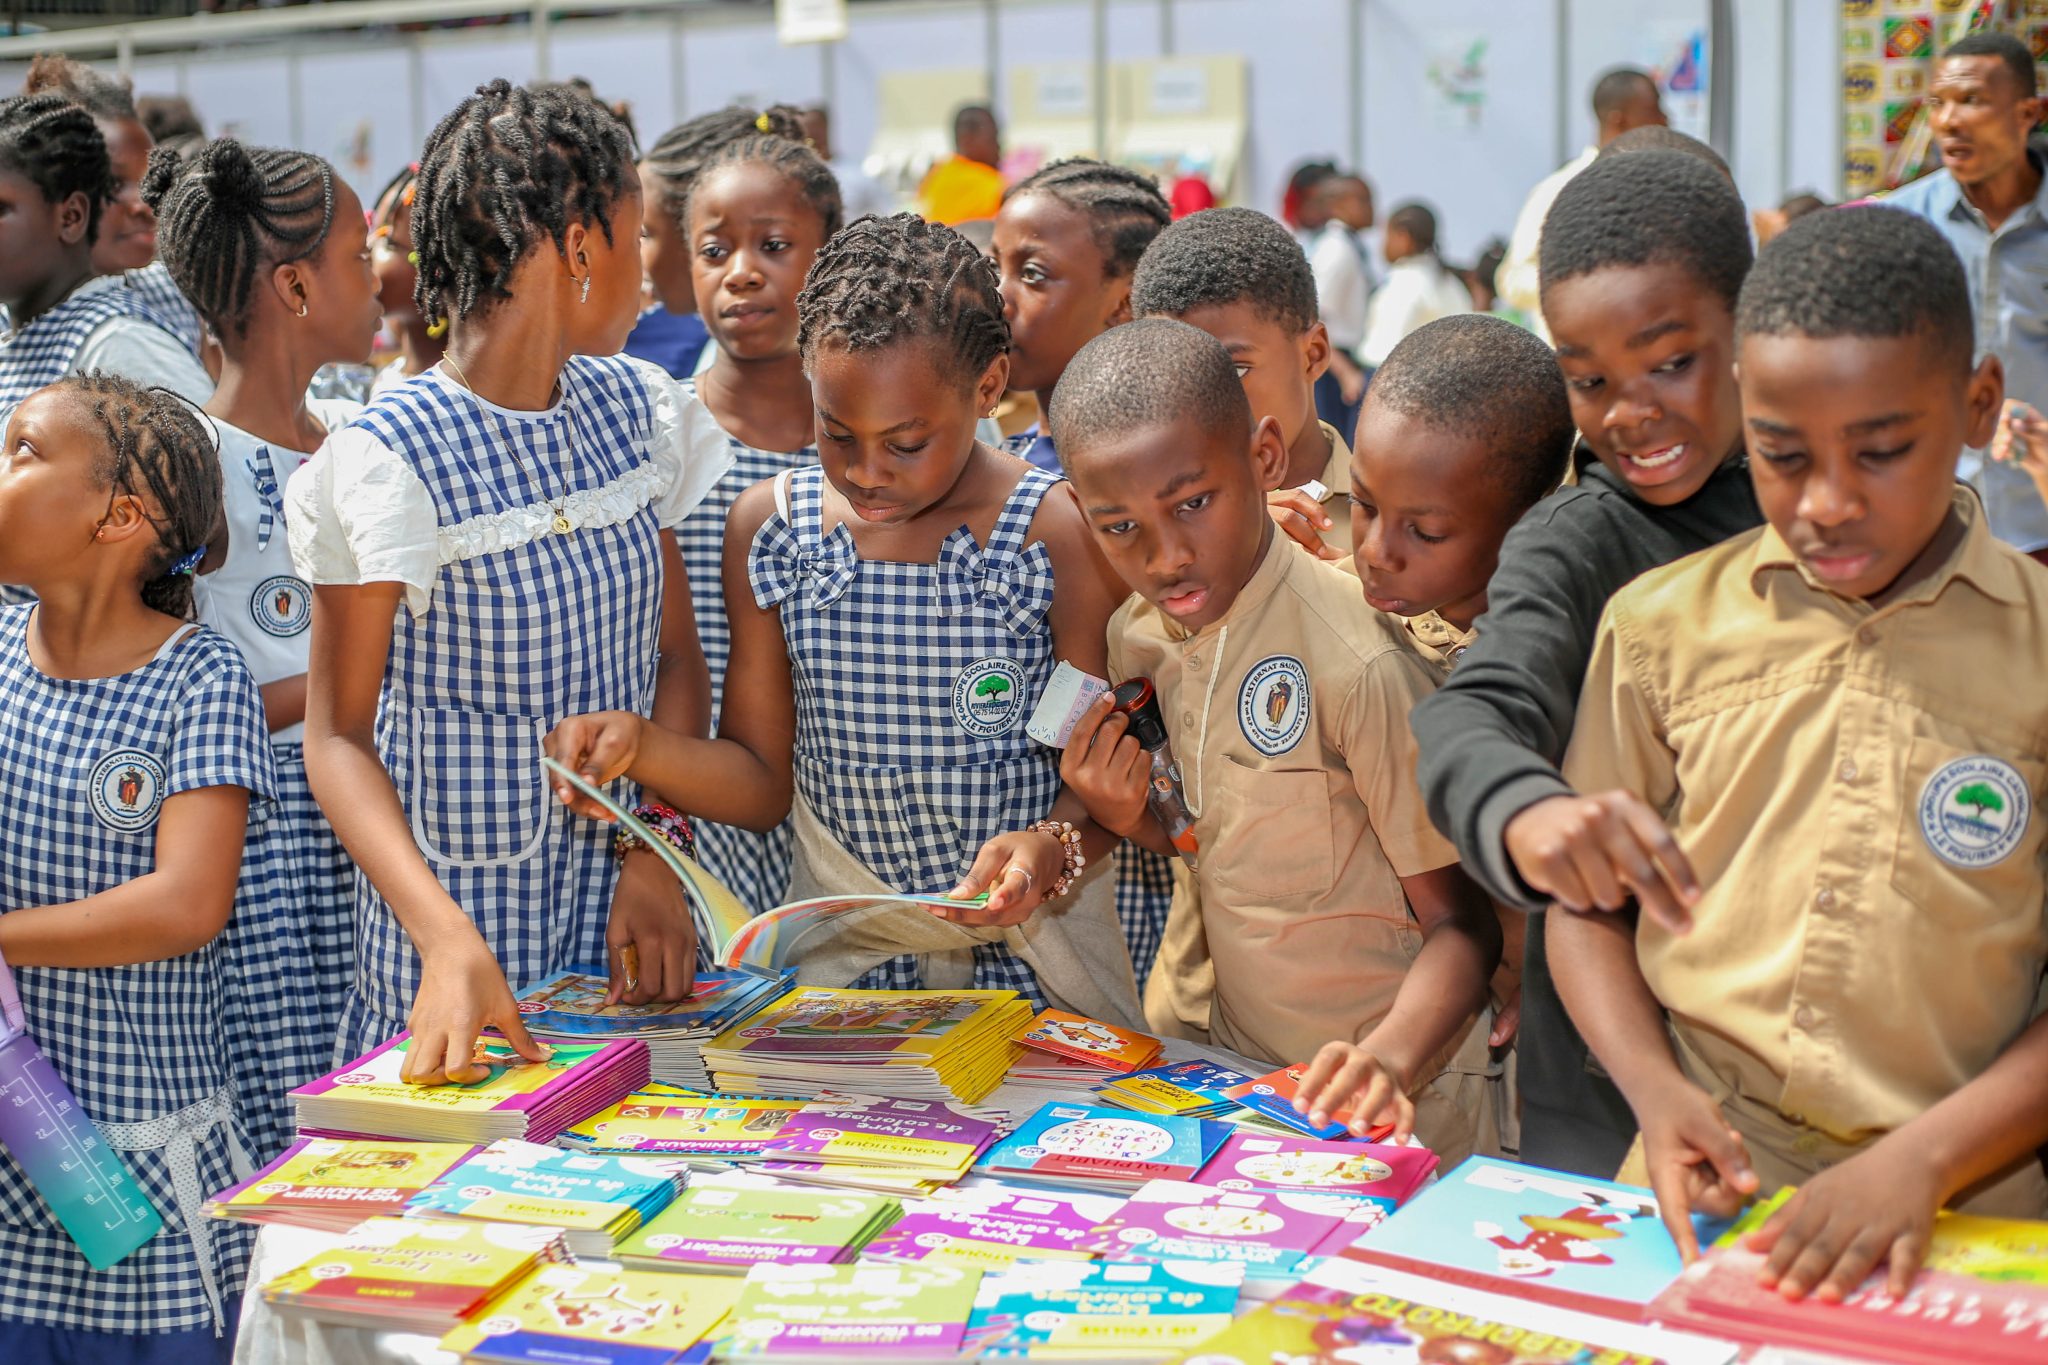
[145,138,384,1156]
[365,163,445,399]
[1358,201,1474,369]
[1551,206,2048,1299]
[286,80,734,1083]
[1045,318,1501,1162]
[1410,150,1764,1178]
[546,213,1143,1024]
[0,373,274,1358]
[652,131,841,916]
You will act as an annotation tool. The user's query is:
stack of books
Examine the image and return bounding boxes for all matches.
[1220,1064,1396,1142]
[1014,1010,1163,1073]
[746,1093,997,1195]
[1194,1133,1439,1219]
[960,1258,1244,1361]
[1093,1058,1252,1120]
[613,1183,901,1274]
[403,1138,686,1257]
[515,966,793,1091]
[1075,1179,1360,1284]
[438,1260,741,1365]
[977,1102,1230,1193]
[560,1085,811,1166]
[717,1262,983,1361]
[701,988,1029,1105]
[291,1034,650,1145]
[204,1137,479,1232]
[863,1183,1128,1270]
[259,1217,567,1334]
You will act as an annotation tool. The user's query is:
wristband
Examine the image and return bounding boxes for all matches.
[614,801,698,863]
[1028,818,1086,900]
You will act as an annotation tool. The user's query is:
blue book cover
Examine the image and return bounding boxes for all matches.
[962,1259,1243,1358]
[406,1140,683,1234]
[978,1103,1227,1186]
[516,967,791,1037]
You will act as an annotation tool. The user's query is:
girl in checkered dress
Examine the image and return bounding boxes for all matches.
[547,215,1142,1014]
[0,374,274,1358]
[287,81,733,1086]
[650,127,842,917]
[146,139,385,1162]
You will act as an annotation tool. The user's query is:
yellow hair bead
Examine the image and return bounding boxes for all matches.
[755,112,772,133]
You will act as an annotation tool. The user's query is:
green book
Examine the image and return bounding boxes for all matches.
[613,1183,900,1274]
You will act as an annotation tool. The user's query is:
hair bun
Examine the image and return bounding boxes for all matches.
[197,138,265,214]
[138,142,183,212]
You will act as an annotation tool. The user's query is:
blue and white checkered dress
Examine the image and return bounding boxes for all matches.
[750,464,1065,1004]
[330,357,669,1059]
[673,386,805,917]
[0,609,274,1336]
[122,264,207,361]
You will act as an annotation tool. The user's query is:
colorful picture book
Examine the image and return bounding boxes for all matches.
[439,1261,741,1365]
[1220,1064,1396,1142]
[260,1217,566,1333]
[1345,1155,1718,1321]
[1014,1009,1162,1074]
[714,893,993,976]
[204,1137,479,1232]
[515,966,793,1091]
[767,1093,996,1175]
[976,1103,1229,1192]
[862,1183,1127,1270]
[717,1262,982,1360]
[560,1087,812,1160]
[403,1138,685,1257]
[292,1033,650,1144]
[613,1185,900,1273]
[701,988,1029,1105]
[1093,1058,1253,1119]
[1193,1133,1438,1215]
[1074,1179,1354,1281]
[960,1258,1244,1360]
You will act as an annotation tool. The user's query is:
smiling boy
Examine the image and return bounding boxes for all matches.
[1549,205,2048,1300]
[1049,318,1500,1161]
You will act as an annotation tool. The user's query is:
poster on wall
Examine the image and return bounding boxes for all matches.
[1635,22,1710,142]
[1424,32,1490,135]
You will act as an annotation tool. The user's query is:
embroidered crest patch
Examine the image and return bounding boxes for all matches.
[1919,754,2031,869]
[251,574,313,638]
[89,748,167,833]
[953,658,1026,738]
[1238,655,1311,756]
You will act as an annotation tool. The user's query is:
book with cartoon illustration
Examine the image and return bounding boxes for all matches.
[1014,1009,1163,1074]
[559,1088,811,1159]
[438,1261,741,1365]
[976,1102,1229,1191]
[1344,1155,1727,1321]
[717,1262,982,1361]
[515,967,791,1037]
[1093,1058,1254,1119]
[960,1258,1244,1360]
[1218,1064,1396,1142]
[862,1184,1126,1271]
[1074,1179,1355,1281]
[613,1185,900,1273]
[403,1139,685,1256]
[1193,1133,1438,1215]
[204,1138,481,1232]
[768,1094,996,1174]
[260,1217,568,1333]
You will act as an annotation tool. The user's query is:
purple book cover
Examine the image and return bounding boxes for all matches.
[773,1097,995,1168]
[1077,1179,1352,1277]
[865,1188,1125,1267]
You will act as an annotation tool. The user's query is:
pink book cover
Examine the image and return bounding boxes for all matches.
[1075,1179,1352,1279]
[1194,1134,1437,1213]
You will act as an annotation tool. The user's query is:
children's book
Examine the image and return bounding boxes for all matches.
[559,1089,810,1158]
[514,968,789,1037]
[1344,1155,1726,1321]
[1190,1252,1739,1365]
[260,1217,566,1333]
[768,1093,995,1174]
[716,1262,981,1360]
[403,1138,685,1256]
[862,1184,1127,1271]
[960,1258,1244,1360]
[1015,1010,1162,1074]
[1074,1179,1352,1281]
[1193,1133,1438,1215]
[977,1103,1229,1192]
[613,1185,899,1273]
[1219,1064,1396,1142]
[1709,1187,2048,1285]
[1093,1058,1254,1119]
[439,1261,741,1365]
[204,1138,480,1232]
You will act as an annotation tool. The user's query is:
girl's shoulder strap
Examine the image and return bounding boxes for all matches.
[987,465,1063,555]
[776,464,827,539]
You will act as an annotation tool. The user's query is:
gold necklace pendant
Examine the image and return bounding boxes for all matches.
[552,508,572,535]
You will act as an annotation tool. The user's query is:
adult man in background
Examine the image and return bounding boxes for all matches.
[920,103,1006,224]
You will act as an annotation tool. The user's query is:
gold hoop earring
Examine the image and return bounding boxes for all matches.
[427,317,449,339]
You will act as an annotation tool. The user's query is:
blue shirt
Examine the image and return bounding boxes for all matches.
[623,305,710,380]
[1884,158,2048,551]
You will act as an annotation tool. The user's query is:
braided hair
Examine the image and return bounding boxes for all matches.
[687,133,844,242]
[411,78,636,321]
[62,372,221,619]
[22,53,137,122]
[370,161,419,228]
[643,104,805,230]
[141,138,336,341]
[0,94,111,242]
[1005,158,1170,279]
[798,213,1007,390]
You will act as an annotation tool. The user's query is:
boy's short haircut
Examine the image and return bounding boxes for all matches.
[1386,202,1438,253]
[1945,31,2038,96]
[1597,125,1732,182]
[1048,317,1252,457]
[1538,149,1752,310]
[1129,206,1318,334]
[1369,314,1574,513]
[1735,204,1974,376]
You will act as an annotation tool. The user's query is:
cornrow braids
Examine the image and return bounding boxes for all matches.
[23,53,137,122]
[643,103,806,230]
[411,78,636,321]
[799,212,1008,390]
[0,93,111,242]
[142,138,337,341]
[63,372,221,619]
[687,133,844,242]
[1006,157,1171,278]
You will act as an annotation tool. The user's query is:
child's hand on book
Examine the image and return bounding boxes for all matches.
[406,942,551,1085]
[606,852,698,1005]
[544,712,646,818]
[1504,790,1700,935]
[1292,1041,1415,1142]
[1638,1075,1758,1262]
[946,829,1066,926]
[1059,696,1149,839]
[1745,1138,1939,1302]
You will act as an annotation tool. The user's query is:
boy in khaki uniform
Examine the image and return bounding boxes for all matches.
[1550,207,2048,1303]
[1046,318,1501,1163]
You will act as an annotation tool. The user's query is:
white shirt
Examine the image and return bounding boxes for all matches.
[67,275,215,404]
[1497,145,1599,343]
[1360,255,1476,368]
[1307,223,1373,354]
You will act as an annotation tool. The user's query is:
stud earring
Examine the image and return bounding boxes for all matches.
[579,274,591,306]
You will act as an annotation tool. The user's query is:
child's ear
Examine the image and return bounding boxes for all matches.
[270,261,309,318]
[561,220,593,284]
[974,352,1011,421]
[1250,414,1290,493]
[1964,352,2006,450]
[93,491,152,549]
[1302,321,1333,386]
[55,191,92,247]
[1104,277,1134,329]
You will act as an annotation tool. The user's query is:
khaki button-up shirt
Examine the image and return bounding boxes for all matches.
[1564,491,2048,1144]
[1109,536,1458,1067]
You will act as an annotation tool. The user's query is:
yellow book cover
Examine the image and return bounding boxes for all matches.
[1102,1075,1213,1116]
[262,1218,557,1316]
[560,1094,808,1156]
[209,1138,479,1221]
[706,988,1022,1063]
[440,1261,740,1361]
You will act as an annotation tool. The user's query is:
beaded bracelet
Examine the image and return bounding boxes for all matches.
[1028,819,1086,900]
[614,802,698,863]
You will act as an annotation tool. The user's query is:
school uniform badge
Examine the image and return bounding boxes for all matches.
[89,748,167,833]
[1919,754,2031,869]
[1238,655,1311,756]
[953,657,1026,738]
[251,574,312,637]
